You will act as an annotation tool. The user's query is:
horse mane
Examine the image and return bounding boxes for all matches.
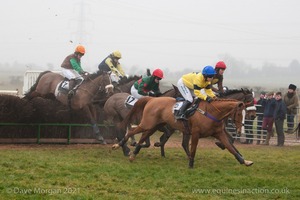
[214,98,240,102]
[88,70,107,80]
[119,97,153,130]
[23,71,52,99]
[118,75,141,85]
[225,88,252,95]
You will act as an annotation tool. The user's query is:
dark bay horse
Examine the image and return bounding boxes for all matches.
[113,97,253,168]
[24,70,112,143]
[216,88,256,148]
[104,86,181,156]
[94,75,141,107]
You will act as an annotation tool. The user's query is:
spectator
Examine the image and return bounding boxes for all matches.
[243,106,257,144]
[262,92,276,145]
[283,84,299,133]
[273,92,287,146]
[255,91,266,144]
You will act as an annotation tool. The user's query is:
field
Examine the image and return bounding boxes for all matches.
[0,134,299,200]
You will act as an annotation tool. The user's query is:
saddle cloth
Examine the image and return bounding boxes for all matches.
[57,79,70,93]
[125,95,138,109]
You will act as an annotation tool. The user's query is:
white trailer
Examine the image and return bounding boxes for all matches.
[22,70,61,95]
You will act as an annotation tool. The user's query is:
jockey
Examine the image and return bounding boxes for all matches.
[131,68,163,99]
[61,45,88,96]
[211,61,227,95]
[98,50,126,84]
[175,65,216,120]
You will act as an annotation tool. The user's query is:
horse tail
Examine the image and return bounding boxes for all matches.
[119,97,153,130]
[23,71,51,99]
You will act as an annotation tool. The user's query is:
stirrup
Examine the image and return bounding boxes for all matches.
[68,90,75,97]
[175,114,187,120]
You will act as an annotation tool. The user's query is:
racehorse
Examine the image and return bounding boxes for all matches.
[94,75,141,107]
[151,88,253,155]
[113,97,253,168]
[24,70,112,143]
[103,86,181,156]
[218,88,256,146]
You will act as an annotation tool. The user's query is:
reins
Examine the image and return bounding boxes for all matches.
[196,100,241,123]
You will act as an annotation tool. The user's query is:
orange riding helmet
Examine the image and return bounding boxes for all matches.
[75,45,86,55]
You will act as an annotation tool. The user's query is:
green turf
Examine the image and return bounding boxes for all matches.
[0,141,299,200]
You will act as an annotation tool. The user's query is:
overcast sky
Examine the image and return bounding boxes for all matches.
[1,0,300,73]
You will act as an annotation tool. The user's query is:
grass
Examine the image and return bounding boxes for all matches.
[0,137,299,200]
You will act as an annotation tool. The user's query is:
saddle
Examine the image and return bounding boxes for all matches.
[172,99,199,120]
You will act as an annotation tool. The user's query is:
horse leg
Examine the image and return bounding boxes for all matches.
[116,128,130,157]
[129,130,154,161]
[189,132,199,168]
[140,136,151,148]
[112,125,144,150]
[129,135,137,146]
[182,134,191,158]
[216,131,253,166]
[153,126,174,157]
[84,105,106,144]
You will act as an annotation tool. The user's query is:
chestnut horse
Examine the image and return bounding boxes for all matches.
[113,97,253,168]
[24,70,112,143]
[103,86,181,156]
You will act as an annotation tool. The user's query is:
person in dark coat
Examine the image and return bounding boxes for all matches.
[273,92,287,146]
[283,84,299,133]
[255,91,266,144]
[262,92,276,145]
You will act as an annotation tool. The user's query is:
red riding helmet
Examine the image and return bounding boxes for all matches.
[215,61,226,69]
[152,68,164,79]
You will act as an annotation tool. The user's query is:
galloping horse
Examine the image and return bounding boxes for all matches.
[103,86,181,156]
[151,88,252,156]
[24,70,112,143]
[94,75,141,107]
[113,97,253,168]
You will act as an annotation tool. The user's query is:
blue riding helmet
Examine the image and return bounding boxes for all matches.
[202,66,216,76]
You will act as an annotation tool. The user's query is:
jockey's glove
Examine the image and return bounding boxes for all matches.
[149,91,156,97]
[206,96,213,103]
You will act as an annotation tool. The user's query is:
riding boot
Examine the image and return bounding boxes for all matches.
[68,79,76,97]
[262,132,271,145]
[256,134,261,145]
[68,78,83,97]
[175,101,192,120]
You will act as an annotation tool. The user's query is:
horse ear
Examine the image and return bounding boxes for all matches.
[146,68,151,76]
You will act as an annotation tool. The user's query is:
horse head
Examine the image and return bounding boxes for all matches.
[86,71,114,96]
[202,99,245,122]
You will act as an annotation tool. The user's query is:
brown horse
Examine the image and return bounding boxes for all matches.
[94,75,141,107]
[152,88,250,155]
[113,97,253,168]
[24,70,112,143]
[104,86,181,156]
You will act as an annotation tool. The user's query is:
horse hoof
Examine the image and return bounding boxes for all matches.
[244,160,254,166]
[154,142,161,147]
[129,154,135,162]
[130,142,137,147]
[96,135,104,141]
[99,140,107,145]
[112,144,120,150]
